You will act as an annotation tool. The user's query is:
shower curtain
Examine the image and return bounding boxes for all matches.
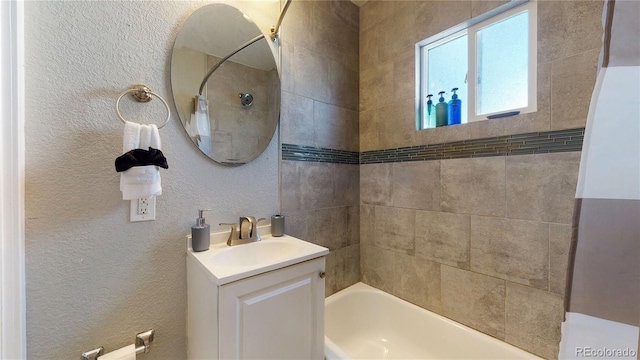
[559,0,640,359]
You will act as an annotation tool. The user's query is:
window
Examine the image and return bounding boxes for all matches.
[416,1,536,129]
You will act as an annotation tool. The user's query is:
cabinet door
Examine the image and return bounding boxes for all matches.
[219,258,325,360]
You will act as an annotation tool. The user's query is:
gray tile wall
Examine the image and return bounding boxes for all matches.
[280,2,595,358]
[359,1,601,358]
[360,153,580,358]
[281,160,360,297]
[280,0,360,296]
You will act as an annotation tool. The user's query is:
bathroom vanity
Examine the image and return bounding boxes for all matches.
[186,227,328,359]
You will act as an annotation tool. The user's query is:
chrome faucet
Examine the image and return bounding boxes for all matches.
[220,216,267,246]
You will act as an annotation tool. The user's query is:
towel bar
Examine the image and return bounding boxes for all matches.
[115,85,170,129]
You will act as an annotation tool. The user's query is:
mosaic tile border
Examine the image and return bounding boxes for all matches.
[282,144,359,164]
[361,128,584,164]
[282,128,584,165]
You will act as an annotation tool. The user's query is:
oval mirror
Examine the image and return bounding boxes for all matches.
[171,3,280,166]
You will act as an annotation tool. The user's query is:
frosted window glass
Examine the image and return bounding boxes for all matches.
[427,34,468,126]
[476,11,529,116]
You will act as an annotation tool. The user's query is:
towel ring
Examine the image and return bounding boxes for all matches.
[116,85,171,129]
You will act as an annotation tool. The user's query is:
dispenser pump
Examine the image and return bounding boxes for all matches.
[427,94,434,105]
[439,91,446,102]
[451,87,458,99]
[196,209,210,227]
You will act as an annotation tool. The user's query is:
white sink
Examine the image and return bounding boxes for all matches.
[210,239,307,267]
[187,227,329,285]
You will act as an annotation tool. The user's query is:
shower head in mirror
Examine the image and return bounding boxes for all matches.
[239,93,254,108]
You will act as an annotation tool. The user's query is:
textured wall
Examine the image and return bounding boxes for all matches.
[358,1,603,359]
[24,1,278,358]
[279,0,360,296]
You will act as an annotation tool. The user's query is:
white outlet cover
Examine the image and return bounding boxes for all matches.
[130,196,156,222]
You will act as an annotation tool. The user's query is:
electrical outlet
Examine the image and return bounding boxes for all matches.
[138,198,149,215]
[130,196,156,222]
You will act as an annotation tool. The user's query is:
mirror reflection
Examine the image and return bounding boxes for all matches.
[171,3,280,166]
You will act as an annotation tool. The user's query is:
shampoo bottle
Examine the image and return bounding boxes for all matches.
[425,94,436,129]
[448,87,461,125]
[192,209,211,252]
[436,91,448,127]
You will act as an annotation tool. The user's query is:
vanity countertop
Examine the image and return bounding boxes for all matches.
[186,227,329,286]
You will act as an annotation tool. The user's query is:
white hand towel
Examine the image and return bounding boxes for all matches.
[120,121,162,200]
[195,95,210,138]
[122,121,141,153]
[97,344,136,360]
[137,123,161,150]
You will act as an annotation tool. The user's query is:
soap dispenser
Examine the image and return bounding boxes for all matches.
[425,94,436,129]
[436,91,448,127]
[448,87,461,125]
[192,209,211,252]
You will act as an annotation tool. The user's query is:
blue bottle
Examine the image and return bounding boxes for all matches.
[448,87,461,125]
[435,91,448,127]
[425,94,436,129]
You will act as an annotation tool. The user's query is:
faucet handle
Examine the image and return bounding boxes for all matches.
[219,223,239,243]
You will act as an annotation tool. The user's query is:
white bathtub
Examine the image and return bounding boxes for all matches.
[325,282,542,360]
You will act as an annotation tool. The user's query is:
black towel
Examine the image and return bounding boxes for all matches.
[115,147,169,172]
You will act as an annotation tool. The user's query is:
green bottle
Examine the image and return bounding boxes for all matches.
[436,91,448,127]
[425,94,436,129]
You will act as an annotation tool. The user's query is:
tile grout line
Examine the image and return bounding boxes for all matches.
[360,203,568,227]
[504,276,508,342]
[548,223,552,293]
[503,156,508,226]
[367,241,554,292]
[467,213,472,271]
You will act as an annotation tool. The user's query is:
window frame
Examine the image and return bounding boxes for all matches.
[420,30,469,127]
[415,0,537,130]
[1,0,27,358]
